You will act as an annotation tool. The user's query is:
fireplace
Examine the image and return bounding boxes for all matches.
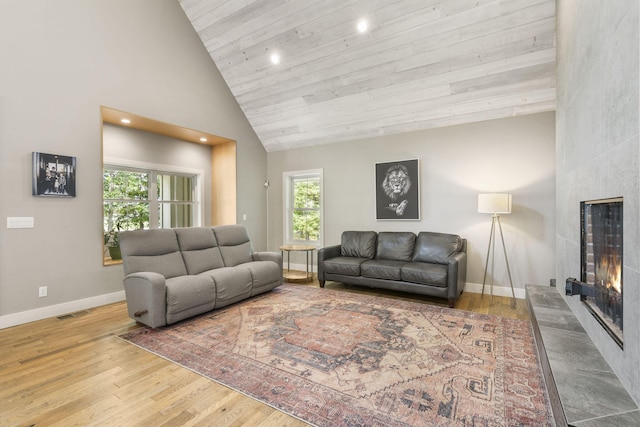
[577,197,624,348]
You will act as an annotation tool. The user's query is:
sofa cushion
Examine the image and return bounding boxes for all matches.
[323,256,369,276]
[376,232,416,262]
[165,275,216,324]
[361,259,405,281]
[341,231,377,258]
[120,229,187,279]
[412,232,463,264]
[175,227,225,275]
[401,262,448,287]
[213,224,254,267]
[204,266,253,305]
[240,261,282,295]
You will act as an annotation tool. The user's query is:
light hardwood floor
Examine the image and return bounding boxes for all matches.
[0,278,529,427]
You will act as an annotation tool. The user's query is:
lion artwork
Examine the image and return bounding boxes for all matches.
[382,164,411,216]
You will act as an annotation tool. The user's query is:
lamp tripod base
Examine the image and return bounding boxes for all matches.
[481,214,516,308]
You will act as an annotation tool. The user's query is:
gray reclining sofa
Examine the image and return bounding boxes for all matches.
[119,224,282,328]
[318,231,466,307]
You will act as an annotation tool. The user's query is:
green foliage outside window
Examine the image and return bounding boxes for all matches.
[103,169,197,242]
[292,177,320,241]
[103,169,150,243]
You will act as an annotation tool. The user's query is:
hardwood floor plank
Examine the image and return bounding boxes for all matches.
[0,279,530,426]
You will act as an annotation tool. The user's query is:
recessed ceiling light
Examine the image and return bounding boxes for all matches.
[357,19,368,33]
[120,118,131,124]
[270,53,281,65]
[200,137,207,142]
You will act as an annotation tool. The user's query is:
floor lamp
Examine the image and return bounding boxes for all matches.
[264,179,270,248]
[478,193,516,308]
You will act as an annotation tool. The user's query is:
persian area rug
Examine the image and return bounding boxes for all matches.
[120,284,554,426]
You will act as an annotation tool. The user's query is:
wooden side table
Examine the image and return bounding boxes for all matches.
[279,245,316,282]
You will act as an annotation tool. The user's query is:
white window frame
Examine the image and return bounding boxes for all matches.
[104,157,204,229]
[283,169,323,247]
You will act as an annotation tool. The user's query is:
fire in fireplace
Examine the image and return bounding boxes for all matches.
[580,197,624,347]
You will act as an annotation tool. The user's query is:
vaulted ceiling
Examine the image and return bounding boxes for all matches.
[179,0,556,152]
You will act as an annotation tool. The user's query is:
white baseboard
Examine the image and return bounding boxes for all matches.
[0,291,126,330]
[464,282,526,299]
[0,280,525,330]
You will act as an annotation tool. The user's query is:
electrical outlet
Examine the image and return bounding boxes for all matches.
[38,286,47,298]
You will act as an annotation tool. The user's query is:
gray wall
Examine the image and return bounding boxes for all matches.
[268,112,556,295]
[556,1,640,403]
[0,0,266,323]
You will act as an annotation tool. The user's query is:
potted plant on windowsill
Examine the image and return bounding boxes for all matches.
[104,228,121,260]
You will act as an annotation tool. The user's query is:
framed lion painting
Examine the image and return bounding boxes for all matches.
[375,159,420,220]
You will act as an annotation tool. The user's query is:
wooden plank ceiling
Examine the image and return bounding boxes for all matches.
[179,0,556,152]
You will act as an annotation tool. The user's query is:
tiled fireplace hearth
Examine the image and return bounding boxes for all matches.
[527,285,640,426]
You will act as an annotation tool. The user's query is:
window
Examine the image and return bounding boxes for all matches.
[103,160,202,262]
[284,169,323,246]
[157,173,196,228]
[103,168,149,231]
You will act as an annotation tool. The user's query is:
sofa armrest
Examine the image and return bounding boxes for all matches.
[317,244,341,283]
[252,251,283,271]
[123,272,167,328]
[446,251,467,302]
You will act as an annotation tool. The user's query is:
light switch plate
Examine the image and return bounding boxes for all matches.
[7,217,34,229]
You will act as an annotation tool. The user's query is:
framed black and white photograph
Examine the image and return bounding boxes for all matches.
[32,152,77,197]
[375,158,419,220]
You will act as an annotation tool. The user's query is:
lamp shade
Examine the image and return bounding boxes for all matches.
[478,193,512,214]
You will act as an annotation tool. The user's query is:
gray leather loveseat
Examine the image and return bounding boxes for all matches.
[318,231,466,307]
[119,224,282,328]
